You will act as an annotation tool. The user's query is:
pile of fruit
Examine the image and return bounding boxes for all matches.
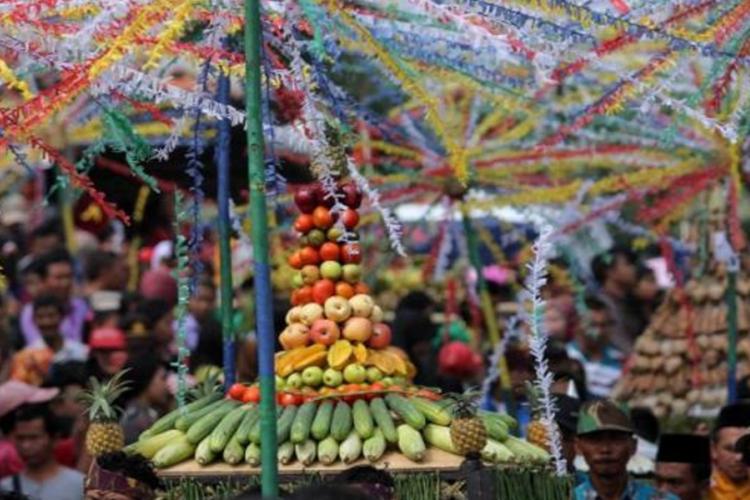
[105,181,548,470]
[129,388,549,469]
[614,263,750,418]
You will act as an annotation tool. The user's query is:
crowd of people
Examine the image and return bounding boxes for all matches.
[0,203,747,500]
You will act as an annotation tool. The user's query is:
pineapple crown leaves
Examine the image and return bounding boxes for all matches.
[78,369,131,423]
[445,389,482,419]
[189,370,222,400]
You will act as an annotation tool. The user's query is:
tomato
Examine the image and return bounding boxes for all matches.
[415,389,441,401]
[278,392,301,407]
[243,386,261,403]
[303,391,319,404]
[341,384,361,404]
[228,383,246,400]
[369,382,385,394]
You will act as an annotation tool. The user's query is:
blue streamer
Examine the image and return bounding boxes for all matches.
[185,58,213,291]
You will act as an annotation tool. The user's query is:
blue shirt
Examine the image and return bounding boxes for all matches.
[575,478,678,500]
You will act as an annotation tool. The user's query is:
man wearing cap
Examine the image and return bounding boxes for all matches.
[575,399,677,500]
[654,434,712,500]
[0,382,59,479]
[707,403,750,500]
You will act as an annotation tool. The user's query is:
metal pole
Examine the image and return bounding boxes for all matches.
[216,69,236,389]
[244,0,278,495]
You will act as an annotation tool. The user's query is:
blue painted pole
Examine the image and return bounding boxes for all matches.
[245,0,279,494]
[215,67,235,389]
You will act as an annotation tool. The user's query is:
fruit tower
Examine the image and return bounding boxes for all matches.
[274,183,415,399]
[124,181,548,470]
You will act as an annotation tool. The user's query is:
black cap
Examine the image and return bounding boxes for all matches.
[657,434,711,465]
[554,395,581,434]
[714,403,750,433]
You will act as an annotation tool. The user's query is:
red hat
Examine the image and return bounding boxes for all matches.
[89,327,127,350]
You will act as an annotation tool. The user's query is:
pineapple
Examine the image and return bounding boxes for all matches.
[78,371,130,457]
[447,392,487,457]
[525,382,551,452]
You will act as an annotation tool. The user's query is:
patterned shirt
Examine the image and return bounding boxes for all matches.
[575,477,678,500]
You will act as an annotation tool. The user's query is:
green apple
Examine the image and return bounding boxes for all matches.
[381,377,394,387]
[323,368,343,387]
[291,273,304,288]
[343,364,367,384]
[327,226,344,242]
[320,261,342,280]
[366,367,383,383]
[286,373,303,390]
[342,264,362,284]
[307,229,326,247]
[302,366,324,387]
[275,375,286,391]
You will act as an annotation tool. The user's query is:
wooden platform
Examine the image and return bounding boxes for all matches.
[159,449,465,478]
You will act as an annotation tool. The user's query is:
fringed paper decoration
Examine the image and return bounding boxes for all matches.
[524,225,566,476]
[172,191,191,411]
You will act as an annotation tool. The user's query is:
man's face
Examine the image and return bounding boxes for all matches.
[33,305,63,340]
[612,255,637,287]
[12,418,54,468]
[45,262,74,299]
[713,427,750,483]
[189,286,215,321]
[576,431,636,478]
[583,309,613,346]
[654,462,704,500]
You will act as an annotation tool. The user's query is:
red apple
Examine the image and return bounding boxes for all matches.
[294,188,317,214]
[294,286,313,305]
[340,182,362,209]
[288,251,303,270]
[341,243,362,264]
[300,246,320,266]
[309,319,340,346]
[312,279,336,304]
[368,323,392,349]
[294,214,315,234]
[335,281,355,299]
[279,323,311,350]
[341,209,359,230]
[324,296,352,322]
[320,242,341,261]
[342,317,373,342]
[313,206,334,230]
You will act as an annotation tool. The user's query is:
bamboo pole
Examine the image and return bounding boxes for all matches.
[244,0,279,494]
[216,69,236,388]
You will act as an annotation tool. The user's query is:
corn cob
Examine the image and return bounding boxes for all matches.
[152,435,196,469]
[318,436,339,465]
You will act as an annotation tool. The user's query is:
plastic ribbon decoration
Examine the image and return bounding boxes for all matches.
[524,225,566,476]
[172,190,191,411]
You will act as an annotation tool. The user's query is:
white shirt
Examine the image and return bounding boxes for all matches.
[28,339,89,364]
